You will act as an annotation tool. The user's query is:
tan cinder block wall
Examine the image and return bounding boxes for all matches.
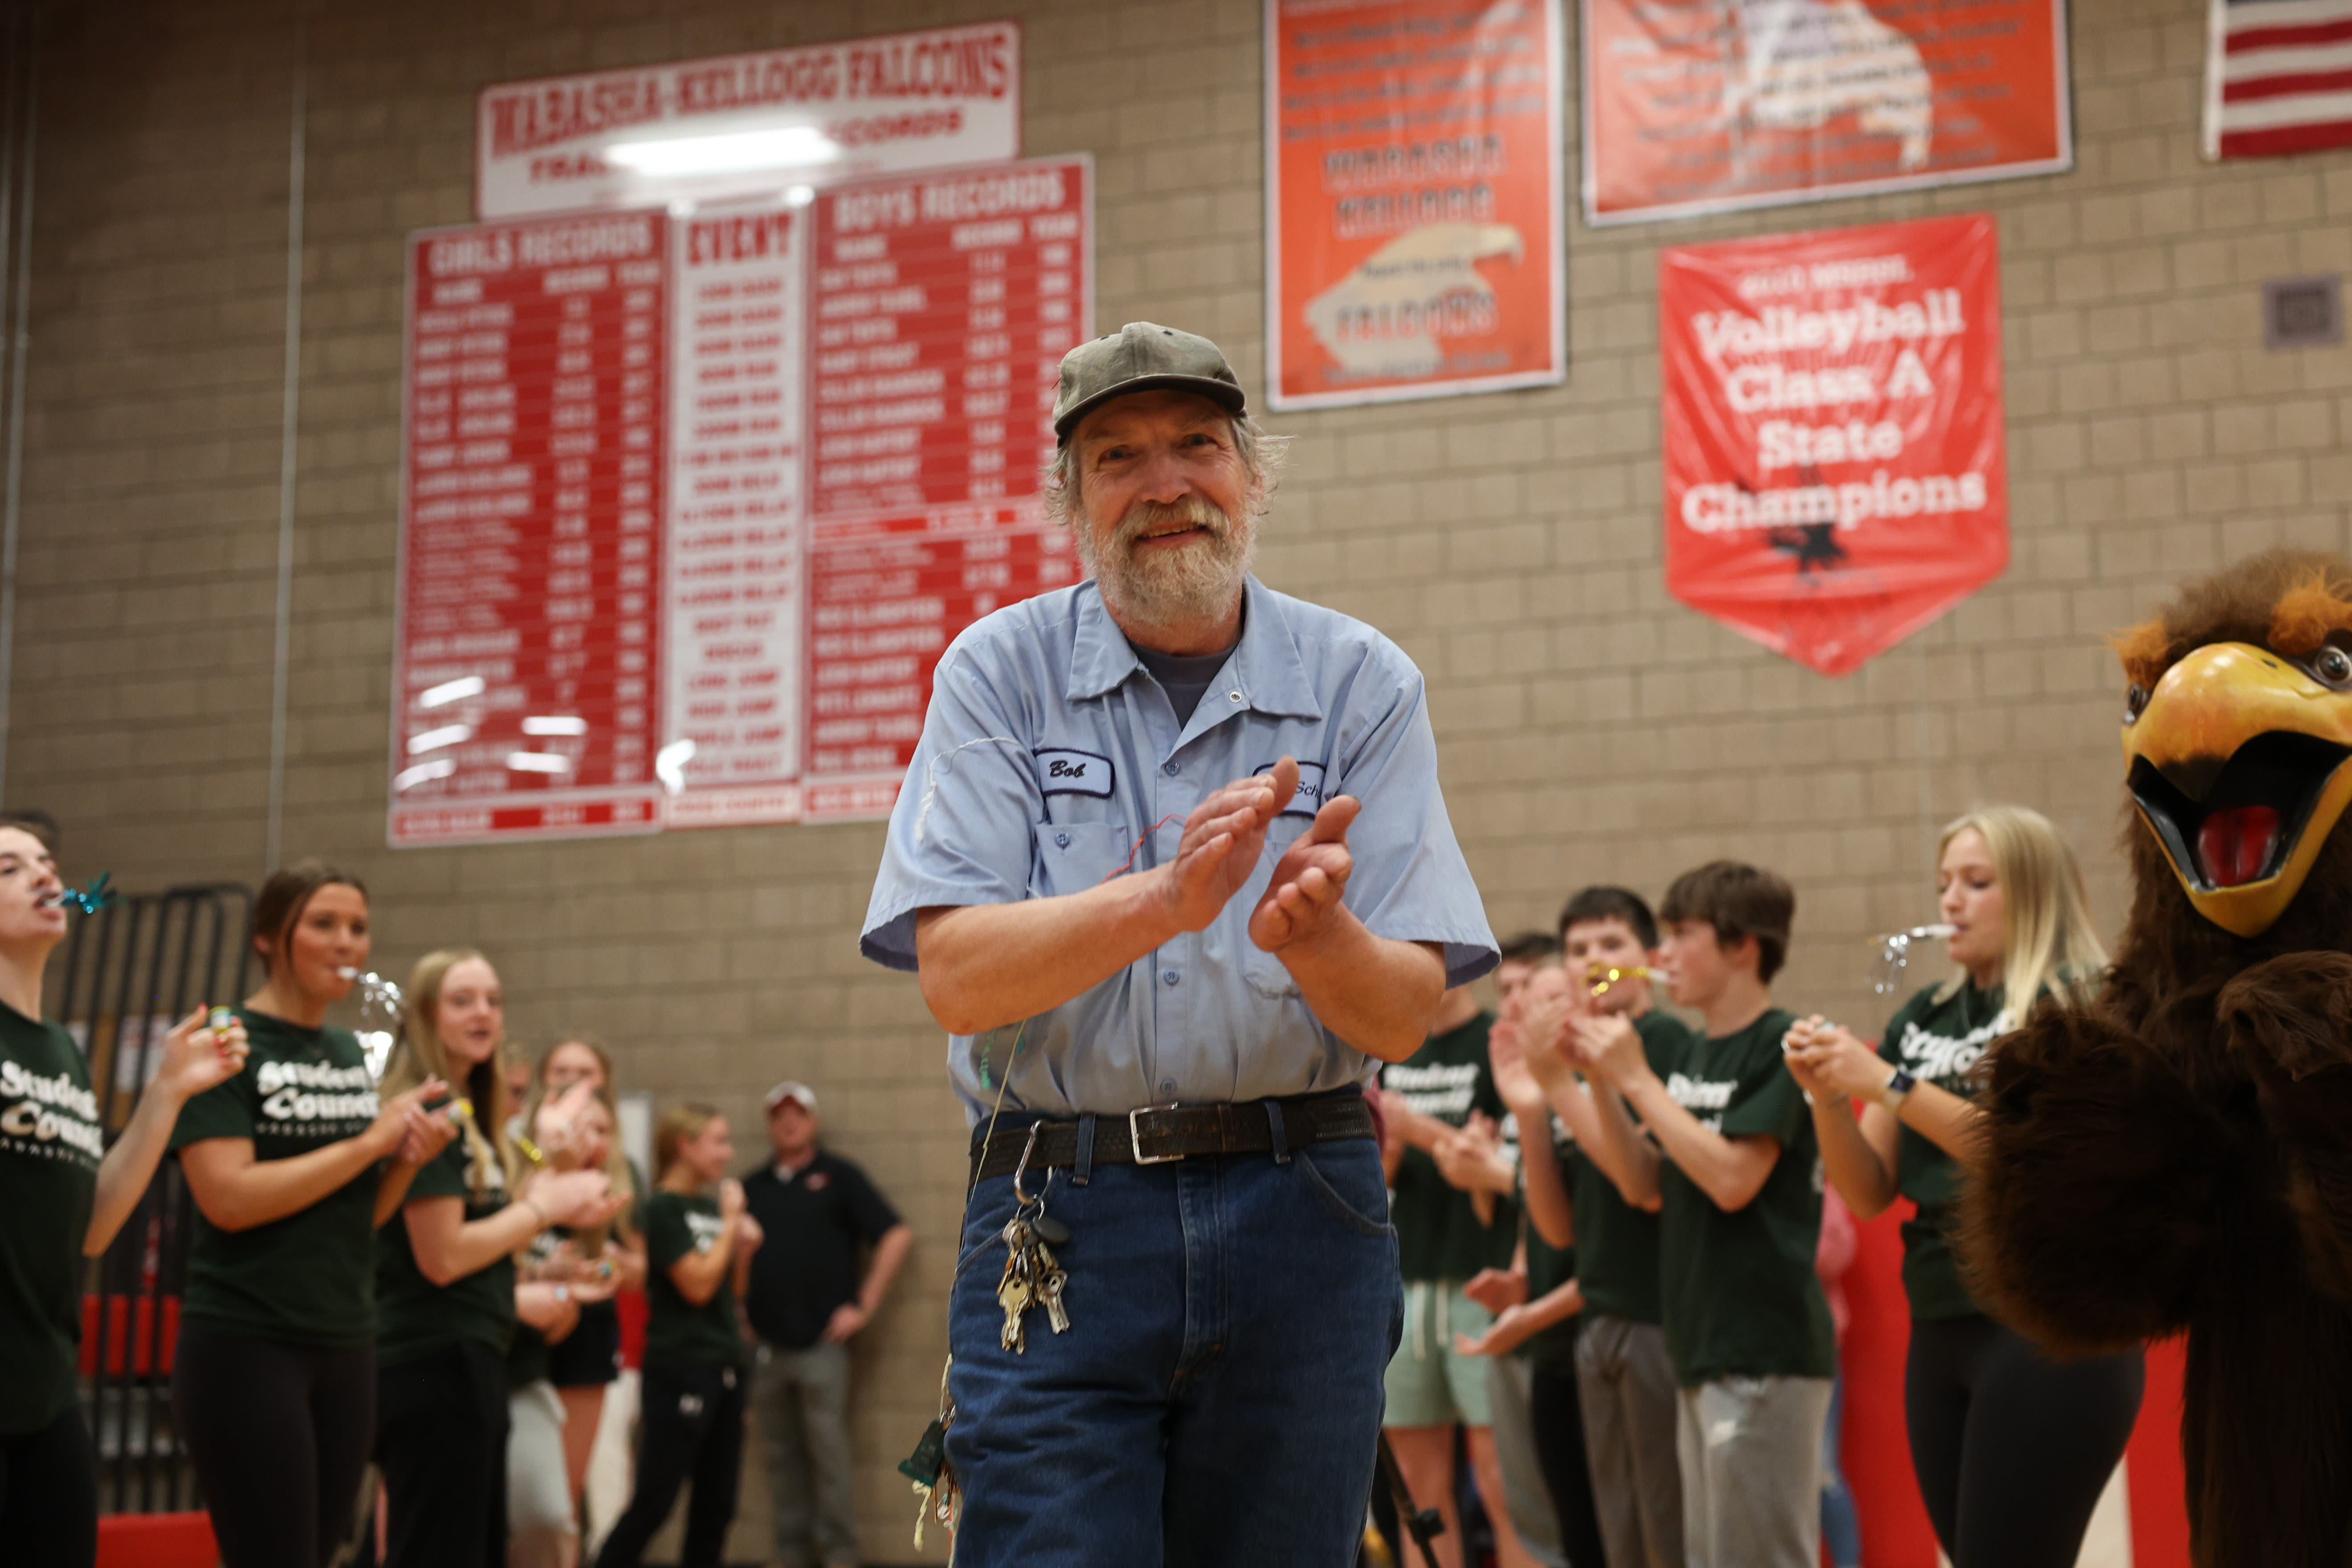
[11,0,2352,1557]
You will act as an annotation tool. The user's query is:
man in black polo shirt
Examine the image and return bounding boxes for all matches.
[740,1081,913,1568]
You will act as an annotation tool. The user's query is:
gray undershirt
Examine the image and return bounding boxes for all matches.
[1129,638,1238,725]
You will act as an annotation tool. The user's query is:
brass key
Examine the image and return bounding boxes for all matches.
[996,1247,1033,1352]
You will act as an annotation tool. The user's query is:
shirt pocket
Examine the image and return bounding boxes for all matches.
[1029,821,1136,901]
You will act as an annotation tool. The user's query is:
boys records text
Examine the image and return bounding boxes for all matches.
[0,1059,103,1159]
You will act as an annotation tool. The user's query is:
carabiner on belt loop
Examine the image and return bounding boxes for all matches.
[1011,1119,1046,1207]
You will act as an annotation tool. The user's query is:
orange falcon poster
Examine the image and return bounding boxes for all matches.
[1266,0,1566,409]
[1584,0,2071,225]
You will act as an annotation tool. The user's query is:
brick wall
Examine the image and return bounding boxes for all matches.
[11,0,2352,1556]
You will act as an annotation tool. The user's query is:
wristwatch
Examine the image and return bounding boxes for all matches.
[1882,1066,1917,1112]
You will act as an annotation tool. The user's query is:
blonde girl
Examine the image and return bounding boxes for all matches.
[1782,807,2142,1568]
[372,950,618,1568]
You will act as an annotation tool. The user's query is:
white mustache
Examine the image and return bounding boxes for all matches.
[1113,496,1231,549]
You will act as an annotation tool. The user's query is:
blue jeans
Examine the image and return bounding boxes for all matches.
[945,1128,1403,1568]
[1820,1372,1863,1568]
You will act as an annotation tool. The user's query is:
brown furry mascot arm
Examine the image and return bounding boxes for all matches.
[2217,952,2352,1303]
[1963,997,2233,1353]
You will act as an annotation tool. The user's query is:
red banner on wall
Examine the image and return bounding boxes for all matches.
[1264,0,1565,409]
[1660,214,2007,676]
[1584,0,2071,225]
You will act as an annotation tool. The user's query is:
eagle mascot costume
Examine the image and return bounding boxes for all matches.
[1967,547,2352,1568]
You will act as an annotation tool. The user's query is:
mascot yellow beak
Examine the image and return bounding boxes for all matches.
[2123,641,2352,937]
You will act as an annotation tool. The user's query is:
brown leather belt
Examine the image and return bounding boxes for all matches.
[968,1088,1376,1184]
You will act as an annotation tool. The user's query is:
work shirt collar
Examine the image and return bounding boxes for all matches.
[1064,575,1325,722]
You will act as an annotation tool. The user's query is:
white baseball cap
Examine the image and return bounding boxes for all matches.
[763,1079,818,1114]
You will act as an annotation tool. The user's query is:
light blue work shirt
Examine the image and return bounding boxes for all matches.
[861,574,1496,1124]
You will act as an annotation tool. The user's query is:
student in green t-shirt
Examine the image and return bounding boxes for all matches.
[593,1104,764,1568]
[372,949,620,1568]
[1515,885,1697,1568]
[1463,940,1605,1568]
[506,1086,630,1568]
[1783,807,2144,1568]
[0,821,249,1568]
[1375,984,1531,1568]
[1571,861,1832,1568]
[171,861,461,1568]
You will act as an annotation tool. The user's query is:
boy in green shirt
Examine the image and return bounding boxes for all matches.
[1572,862,1833,1568]
[1378,980,1532,1567]
[1513,887,1695,1568]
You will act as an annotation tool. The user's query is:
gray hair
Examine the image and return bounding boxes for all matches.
[1040,413,1290,532]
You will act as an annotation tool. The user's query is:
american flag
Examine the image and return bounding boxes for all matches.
[2206,0,2352,158]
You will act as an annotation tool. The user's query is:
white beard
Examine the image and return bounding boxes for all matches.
[1074,495,1256,632]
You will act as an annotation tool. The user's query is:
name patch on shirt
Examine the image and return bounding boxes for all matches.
[1254,759,1328,819]
[1035,747,1114,798]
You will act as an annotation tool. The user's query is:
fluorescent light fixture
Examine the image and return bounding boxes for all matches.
[506,753,573,774]
[394,759,456,791]
[604,126,840,177]
[407,724,473,755]
[419,675,485,709]
[784,184,816,208]
[522,715,588,736]
[655,738,696,796]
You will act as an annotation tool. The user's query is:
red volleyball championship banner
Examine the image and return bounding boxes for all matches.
[1264,0,1565,409]
[1659,214,2008,676]
[1584,0,2071,225]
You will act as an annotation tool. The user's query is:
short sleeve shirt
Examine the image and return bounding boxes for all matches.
[1568,1010,1694,1326]
[644,1191,750,1370]
[170,1010,380,1348]
[1879,980,2007,1320]
[0,1004,102,1436]
[1382,1012,1517,1281]
[742,1152,902,1350]
[861,577,1497,1123]
[375,1136,514,1364]
[1654,1008,1836,1386]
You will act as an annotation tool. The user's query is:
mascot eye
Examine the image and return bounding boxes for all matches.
[2312,645,2352,689]
[2123,684,2149,724]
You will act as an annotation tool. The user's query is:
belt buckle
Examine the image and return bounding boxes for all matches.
[1129,1103,1184,1165]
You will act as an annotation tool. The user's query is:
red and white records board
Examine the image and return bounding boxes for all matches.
[391,156,1091,846]
[476,21,1021,220]
[1263,0,1565,409]
[1658,214,2008,678]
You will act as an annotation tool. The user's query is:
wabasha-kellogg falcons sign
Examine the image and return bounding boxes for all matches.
[1659,214,2007,677]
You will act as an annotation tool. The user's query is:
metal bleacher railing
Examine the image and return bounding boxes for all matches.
[58,882,253,1516]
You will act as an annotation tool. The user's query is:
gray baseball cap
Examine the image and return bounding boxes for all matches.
[1052,322,1247,444]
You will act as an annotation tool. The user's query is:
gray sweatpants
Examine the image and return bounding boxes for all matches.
[1574,1315,1683,1568]
[752,1339,859,1568]
[1484,1351,1567,1568]
[1675,1375,1834,1568]
[505,1381,575,1568]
